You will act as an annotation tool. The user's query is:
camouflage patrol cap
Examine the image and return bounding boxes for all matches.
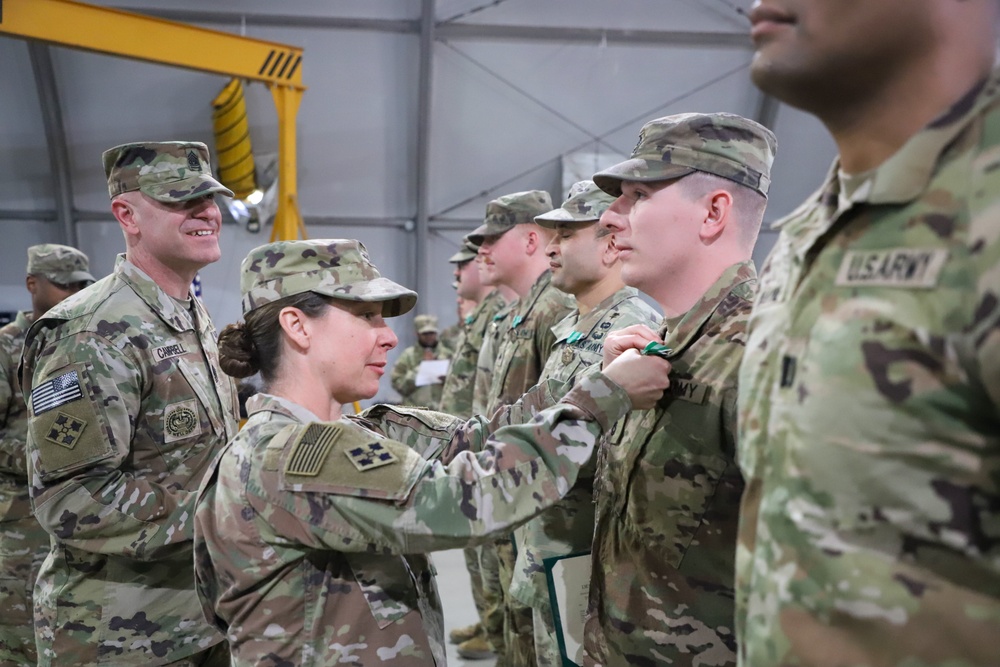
[448,235,481,264]
[414,314,438,334]
[475,190,554,240]
[240,239,417,317]
[26,244,96,285]
[534,180,616,228]
[593,113,777,198]
[102,141,235,203]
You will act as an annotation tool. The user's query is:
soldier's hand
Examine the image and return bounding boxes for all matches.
[602,325,663,369]
[602,348,670,410]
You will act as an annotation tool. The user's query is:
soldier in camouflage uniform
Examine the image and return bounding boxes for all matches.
[584,113,776,667]
[736,3,1000,665]
[391,314,452,407]
[474,190,576,665]
[19,142,238,666]
[510,181,661,667]
[438,234,509,654]
[0,244,94,666]
[192,238,671,667]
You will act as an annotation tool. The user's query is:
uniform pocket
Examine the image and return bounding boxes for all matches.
[346,553,419,629]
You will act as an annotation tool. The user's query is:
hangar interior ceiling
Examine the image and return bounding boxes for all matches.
[0,0,837,403]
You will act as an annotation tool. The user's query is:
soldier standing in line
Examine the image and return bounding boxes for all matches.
[584,113,776,667]
[736,1,1000,664]
[477,190,575,666]
[0,244,94,666]
[511,180,661,667]
[19,141,239,666]
[193,238,671,667]
[391,314,452,407]
[439,234,509,660]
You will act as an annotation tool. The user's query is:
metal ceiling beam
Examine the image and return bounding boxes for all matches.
[27,42,77,246]
[436,24,751,48]
[112,7,750,48]
[413,0,435,300]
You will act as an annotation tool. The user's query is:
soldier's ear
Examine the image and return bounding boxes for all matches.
[111,197,139,236]
[25,275,38,295]
[278,306,312,351]
[698,189,733,244]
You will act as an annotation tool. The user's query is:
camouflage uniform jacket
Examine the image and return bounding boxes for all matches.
[194,369,633,667]
[473,299,515,417]
[486,270,575,416]
[736,72,1000,666]
[510,287,660,607]
[19,255,238,666]
[439,290,506,418]
[0,310,47,664]
[390,341,454,408]
[585,262,757,667]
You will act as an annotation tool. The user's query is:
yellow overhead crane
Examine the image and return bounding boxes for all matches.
[0,0,307,241]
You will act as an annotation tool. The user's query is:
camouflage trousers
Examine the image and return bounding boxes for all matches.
[166,641,230,666]
[532,601,561,667]
[499,538,536,667]
[480,541,506,658]
[463,545,488,619]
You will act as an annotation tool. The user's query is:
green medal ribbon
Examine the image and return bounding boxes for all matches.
[641,341,672,359]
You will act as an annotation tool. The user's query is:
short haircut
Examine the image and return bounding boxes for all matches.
[677,172,767,248]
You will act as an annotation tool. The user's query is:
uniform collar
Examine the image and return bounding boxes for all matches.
[660,261,756,356]
[552,286,640,343]
[115,254,202,333]
[776,70,1000,231]
[246,392,324,423]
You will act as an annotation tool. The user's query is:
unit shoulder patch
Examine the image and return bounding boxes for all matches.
[280,421,424,501]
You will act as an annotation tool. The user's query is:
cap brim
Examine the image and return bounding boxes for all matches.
[467,223,489,246]
[313,277,418,318]
[592,159,694,197]
[448,250,477,263]
[143,174,235,203]
[534,210,599,228]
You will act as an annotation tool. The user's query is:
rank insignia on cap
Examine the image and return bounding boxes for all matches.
[31,370,84,415]
[285,423,338,477]
[345,441,398,472]
[45,411,87,450]
[187,151,201,171]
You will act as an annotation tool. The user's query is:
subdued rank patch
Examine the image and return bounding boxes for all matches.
[30,370,84,415]
[285,423,339,476]
[45,411,87,449]
[345,441,398,472]
[163,399,201,443]
[834,248,948,288]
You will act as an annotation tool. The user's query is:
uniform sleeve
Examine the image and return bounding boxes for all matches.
[23,330,199,560]
[249,369,631,554]
[968,139,1000,417]
[390,347,420,400]
[0,344,25,477]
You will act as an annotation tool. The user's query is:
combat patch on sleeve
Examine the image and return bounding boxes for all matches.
[280,421,424,501]
[29,363,115,478]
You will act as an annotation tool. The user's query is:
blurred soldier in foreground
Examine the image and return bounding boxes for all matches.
[20,141,238,666]
[737,1,1000,664]
[586,113,775,666]
[391,314,452,407]
[193,238,671,666]
[511,181,660,666]
[0,244,94,666]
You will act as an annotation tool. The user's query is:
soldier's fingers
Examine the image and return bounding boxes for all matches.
[602,330,663,367]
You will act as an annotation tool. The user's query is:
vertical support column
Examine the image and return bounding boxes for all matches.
[413,0,436,297]
[28,42,77,246]
[270,84,306,241]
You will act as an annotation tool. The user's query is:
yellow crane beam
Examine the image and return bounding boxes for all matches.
[0,0,306,240]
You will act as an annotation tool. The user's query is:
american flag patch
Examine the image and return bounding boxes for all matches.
[31,370,84,416]
[284,423,338,477]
